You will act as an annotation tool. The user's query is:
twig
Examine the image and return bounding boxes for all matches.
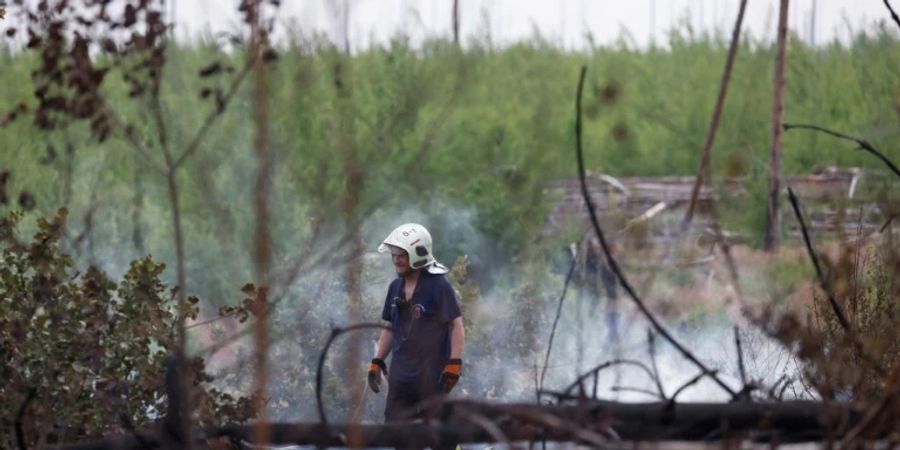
[561,359,664,397]
[787,188,887,378]
[734,326,747,387]
[610,386,665,400]
[573,65,736,398]
[539,244,577,394]
[16,388,37,450]
[767,374,790,401]
[786,187,851,331]
[884,0,900,32]
[880,212,899,233]
[783,123,900,179]
[173,56,256,169]
[315,323,390,425]
[670,371,716,402]
[645,330,667,399]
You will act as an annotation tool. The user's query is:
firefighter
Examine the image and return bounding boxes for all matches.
[367,223,465,422]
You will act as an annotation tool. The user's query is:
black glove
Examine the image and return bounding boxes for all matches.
[438,358,462,393]
[368,358,387,393]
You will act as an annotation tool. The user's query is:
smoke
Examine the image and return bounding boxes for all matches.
[199,195,803,426]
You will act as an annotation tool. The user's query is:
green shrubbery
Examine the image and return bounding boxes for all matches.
[0,26,897,299]
[0,209,253,447]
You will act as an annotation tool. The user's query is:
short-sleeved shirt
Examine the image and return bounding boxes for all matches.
[381,272,462,387]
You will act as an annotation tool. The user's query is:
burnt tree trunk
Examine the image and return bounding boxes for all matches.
[764,0,790,251]
[682,0,749,231]
[51,399,873,449]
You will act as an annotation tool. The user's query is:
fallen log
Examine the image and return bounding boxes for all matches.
[49,398,869,449]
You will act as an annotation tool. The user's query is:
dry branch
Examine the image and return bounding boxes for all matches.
[539,245,577,395]
[884,0,900,32]
[785,187,887,377]
[783,123,900,179]
[315,323,391,425]
[573,66,736,398]
[785,187,851,331]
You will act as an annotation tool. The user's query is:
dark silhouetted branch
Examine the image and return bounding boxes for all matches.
[173,57,256,170]
[884,0,900,32]
[880,212,899,233]
[669,371,714,402]
[683,0,749,230]
[786,187,887,378]
[539,245,577,395]
[783,123,900,179]
[786,187,851,331]
[559,359,661,399]
[646,330,667,399]
[611,386,665,400]
[315,323,390,425]
[734,326,747,387]
[573,65,736,398]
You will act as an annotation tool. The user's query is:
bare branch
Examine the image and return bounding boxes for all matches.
[786,187,887,378]
[783,123,900,179]
[670,371,715,402]
[315,323,390,426]
[102,106,167,174]
[539,244,577,394]
[734,326,747,387]
[611,386,665,400]
[172,56,256,170]
[785,187,851,331]
[561,359,664,397]
[880,212,899,233]
[646,330,667,400]
[573,66,736,398]
[883,0,900,32]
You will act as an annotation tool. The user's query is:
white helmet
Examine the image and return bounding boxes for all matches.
[377,223,449,275]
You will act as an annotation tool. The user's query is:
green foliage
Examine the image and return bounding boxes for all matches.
[0,209,252,447]
[2,29,899,297]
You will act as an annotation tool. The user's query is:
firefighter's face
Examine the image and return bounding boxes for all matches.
[390,248,410,275]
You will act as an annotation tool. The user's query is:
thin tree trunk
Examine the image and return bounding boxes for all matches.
[131,164,145,255]
[249,0,273,444]
[682,0,748,231]
[764,0,790,251]
[333,54,366,423]
[452,0,460,45]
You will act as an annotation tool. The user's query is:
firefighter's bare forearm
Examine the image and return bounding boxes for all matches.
[450,317,465,359]
[375,327,392,360]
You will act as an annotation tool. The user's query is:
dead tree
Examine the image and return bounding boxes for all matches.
[682,0,749,231]
[763,0,790,251]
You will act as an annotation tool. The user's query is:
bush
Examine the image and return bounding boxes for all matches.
[0,209,253,447]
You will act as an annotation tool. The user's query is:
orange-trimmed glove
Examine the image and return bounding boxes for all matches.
[368,358,387,393]
[438,358,462,393]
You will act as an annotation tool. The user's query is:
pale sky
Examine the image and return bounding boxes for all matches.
[170,0,898,49]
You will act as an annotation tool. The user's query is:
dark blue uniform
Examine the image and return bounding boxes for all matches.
[381,272,461,421]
